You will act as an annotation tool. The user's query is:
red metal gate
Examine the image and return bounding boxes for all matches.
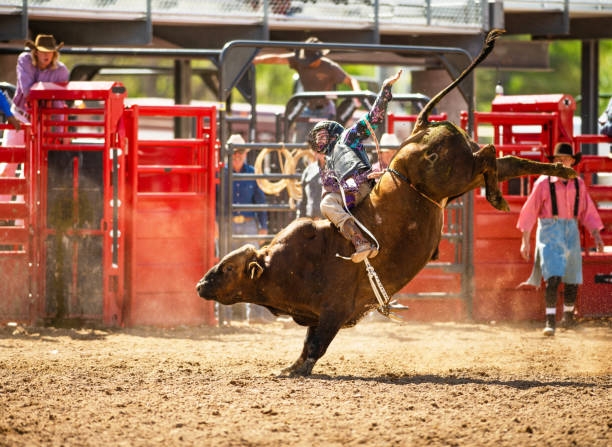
[465,106,560,321]
[29,81,127,325]
[1,82,218,327]
[572,152,612,317]
[0,124,33,322]
[124,105,217,326]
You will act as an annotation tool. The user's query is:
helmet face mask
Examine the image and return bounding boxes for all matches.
[308,120,344,154]
[312,128,329,153]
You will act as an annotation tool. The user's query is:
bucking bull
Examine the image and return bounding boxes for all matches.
[196,30,576,376]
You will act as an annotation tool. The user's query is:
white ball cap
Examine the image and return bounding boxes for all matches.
[379,133,400,147]
[227,134,246,145]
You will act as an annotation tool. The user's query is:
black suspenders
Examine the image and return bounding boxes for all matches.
[574,178,579,217]
[548,177,579,217]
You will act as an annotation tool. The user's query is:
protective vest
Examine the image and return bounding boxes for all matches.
[326,138,371,181]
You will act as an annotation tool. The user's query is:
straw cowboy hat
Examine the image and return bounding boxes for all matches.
[227,134,248,152]
[379,133,401,150]
[547,142,582,166]
[25,34,64,52]
[295,37,330,66]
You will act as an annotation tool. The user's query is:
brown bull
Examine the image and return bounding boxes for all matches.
[196,30,576,376]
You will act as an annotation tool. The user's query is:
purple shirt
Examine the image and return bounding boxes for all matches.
[13,52,69,112]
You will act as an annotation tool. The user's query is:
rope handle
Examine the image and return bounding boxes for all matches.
[363,118,385,171]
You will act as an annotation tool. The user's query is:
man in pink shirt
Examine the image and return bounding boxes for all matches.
[517,142,604,336]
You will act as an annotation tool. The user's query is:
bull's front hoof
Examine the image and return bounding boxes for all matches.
[496,197,510,212]
[279,359,315,377]
[488,193,510,212]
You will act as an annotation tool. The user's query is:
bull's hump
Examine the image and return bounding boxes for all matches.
[269,219,318,245]
[284,219,319,240]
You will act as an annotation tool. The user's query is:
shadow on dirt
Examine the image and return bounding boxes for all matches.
[0,326,110,342]
[1,319,609,343]
[303,373,608,390]
[0,323,271,342]
[119,325,267,341]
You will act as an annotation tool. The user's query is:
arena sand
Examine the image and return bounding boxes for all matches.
[1,318,610,446]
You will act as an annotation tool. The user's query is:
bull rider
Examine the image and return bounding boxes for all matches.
[307,70,402,263]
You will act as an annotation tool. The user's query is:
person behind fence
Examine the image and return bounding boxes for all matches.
[253,36,361,142]
[216,134,272,323]
[3,34,69,147]
[2,34,69,208]
[308,70,402,263]
[296,151,325,219]
[0,92,22,131]
[223,134,268,248]
[0,92,23,208]
[599,96,612,139]
[517,142,604,336]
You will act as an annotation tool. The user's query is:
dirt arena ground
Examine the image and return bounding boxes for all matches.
[1,317,610,447]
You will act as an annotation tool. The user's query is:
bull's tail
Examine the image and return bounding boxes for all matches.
[412,29,504,134]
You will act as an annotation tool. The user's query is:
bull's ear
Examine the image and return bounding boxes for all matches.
[248,261,264,280]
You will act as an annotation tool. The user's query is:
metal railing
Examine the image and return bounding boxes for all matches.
[25,0,145,15]
[504,0,612,13]
[2,0,611,33]
[6,0,612,20]
[2,0,489,30]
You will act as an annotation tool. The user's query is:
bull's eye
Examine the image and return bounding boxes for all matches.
[223,264,234,273]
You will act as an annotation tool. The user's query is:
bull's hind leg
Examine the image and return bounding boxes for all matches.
[496,156,577,182]
[474,144,510,211]
[280,313,343,377]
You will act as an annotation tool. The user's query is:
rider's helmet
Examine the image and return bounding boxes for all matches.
[307,120,344,154]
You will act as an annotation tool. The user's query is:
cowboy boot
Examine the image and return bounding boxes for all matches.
[340,219,378,263]
[560,283,578,329]
[543,276,560,336]
[543,313,556,336]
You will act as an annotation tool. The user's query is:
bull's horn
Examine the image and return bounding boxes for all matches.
[248,261,264,280]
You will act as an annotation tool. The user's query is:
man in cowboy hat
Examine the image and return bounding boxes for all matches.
[215,134,271,324]
[517,142,605,336]
[253,37,361,142]
[372,132,401,173]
